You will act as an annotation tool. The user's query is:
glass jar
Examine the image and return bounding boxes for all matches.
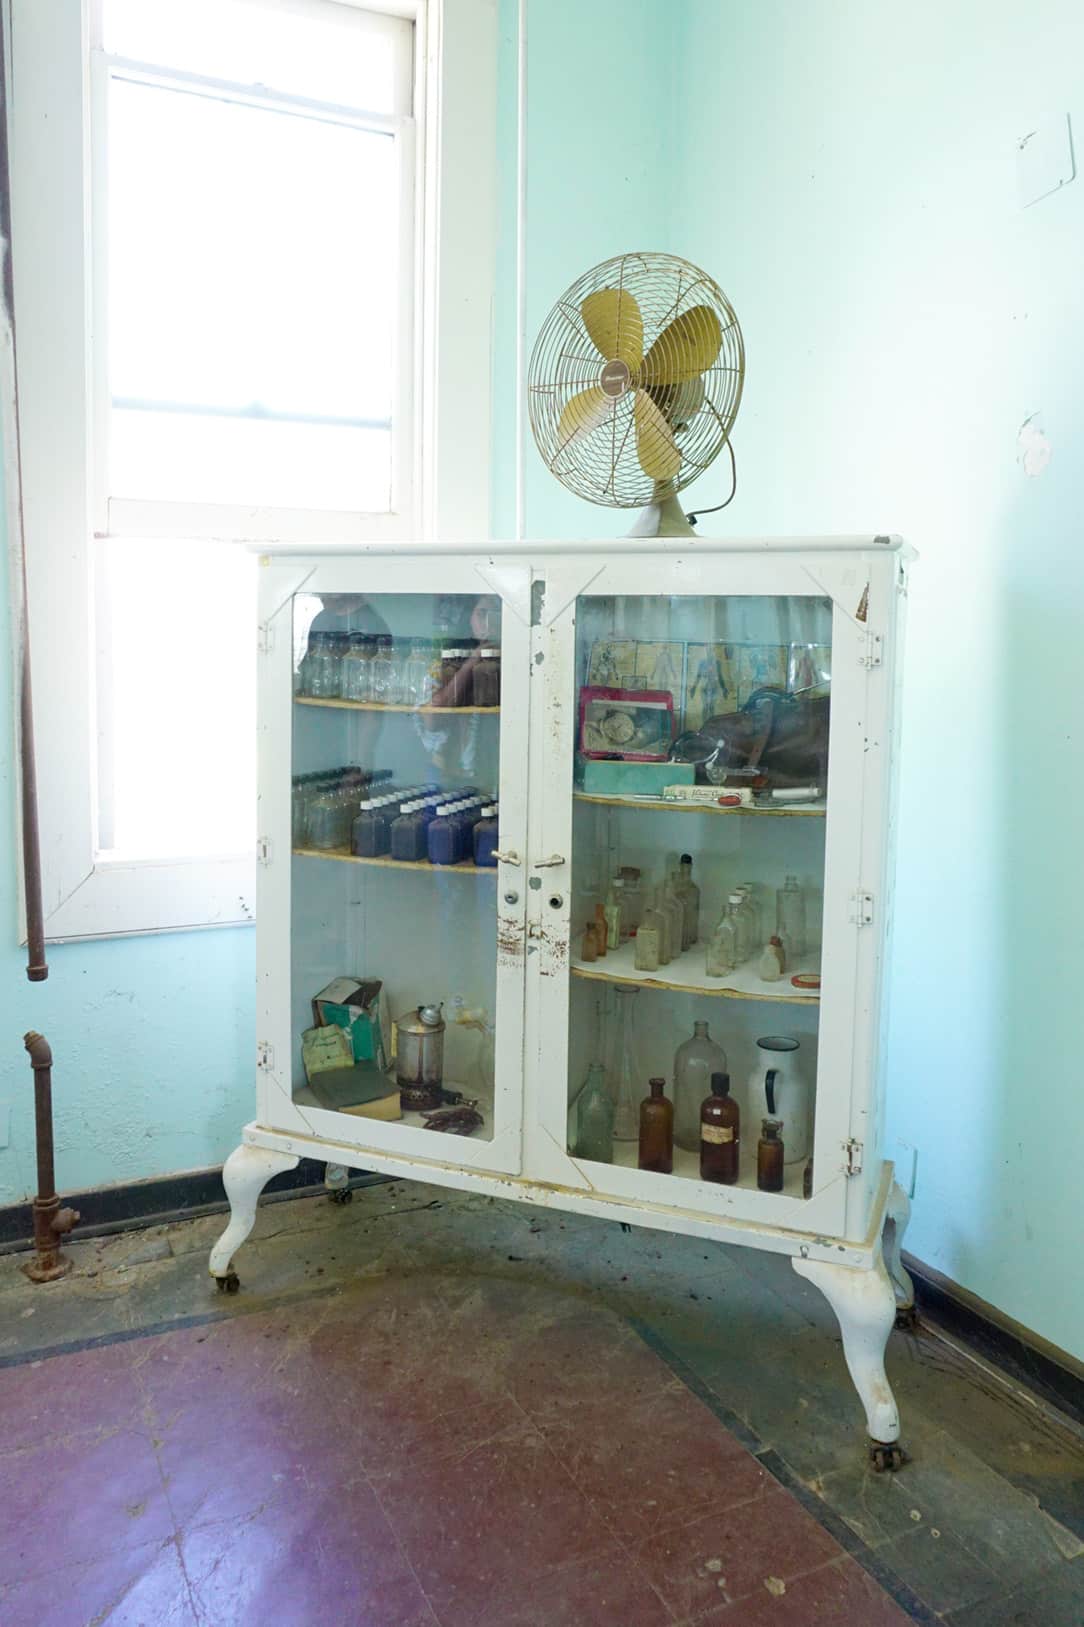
[308,789,345,850]
[369,634,395,705]
[776,875,805,962]
[638,1077,673,1174]
[298,631,338,698]
[473,646,502,708]
[700,1072,740,1184]
[395,1004,445,1112]
[706,895,743,977]
[673,1020,729,1153]
[404,638,436,708]
[618,866,642,938]
[339,634,373,702]
[438,647,472,707]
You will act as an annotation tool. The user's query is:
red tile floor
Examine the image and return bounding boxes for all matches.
[0,1272,912,1627]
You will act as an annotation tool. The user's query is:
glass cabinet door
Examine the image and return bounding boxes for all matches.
[546,572,861,1226]
[274,574,527,1173]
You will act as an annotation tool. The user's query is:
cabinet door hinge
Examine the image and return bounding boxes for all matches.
[258,623,274,654]
[849,890,874,926]
[843,1138,864,1176]
[257,837,272,864]
[257,1041,274,1070]
[859,631,883,668]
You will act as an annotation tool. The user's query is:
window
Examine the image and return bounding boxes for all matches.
[8,0,498,938]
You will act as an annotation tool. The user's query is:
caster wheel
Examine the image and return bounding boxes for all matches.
[215,1271,241,1294]
[868,1439,906,1473]
[329,1187,354,1205]
[895,1304,918,1332]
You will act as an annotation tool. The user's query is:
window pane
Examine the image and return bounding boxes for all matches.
[96,539,256,859]
[107,76,398,511]
[102,0,402,113]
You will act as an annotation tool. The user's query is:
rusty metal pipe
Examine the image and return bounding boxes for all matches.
[22,1033,78,1283]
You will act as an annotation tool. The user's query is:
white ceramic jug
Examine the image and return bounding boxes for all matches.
[747,1035,811,1164]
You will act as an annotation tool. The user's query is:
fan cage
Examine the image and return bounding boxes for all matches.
[528,251,744,510]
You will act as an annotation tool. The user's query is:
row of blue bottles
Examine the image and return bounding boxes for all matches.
[351,784,440,858]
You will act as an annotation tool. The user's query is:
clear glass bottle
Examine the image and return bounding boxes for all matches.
[404,638,436,708]
[673,1020,728,1153]
[776,875,805,962]
[299,631,338,698]
[706,895,743,977]
[604,878,623,951]
[738,882,760,960]
[610,987,641,1141]
[757,937,785,981]
[757,1118,785,1191]
[639,1077,673,1174]
[618,866,642,938]
[369,634,395,705]
[633,912,660,971]
[582,920,600,962]
[641,886,670,965]
[677,853,700,947]
[700,1071,740,1184]
[593,898,609,958]
[339,633,371,701]
[662,869,686,962]
[574,1063,614,1164]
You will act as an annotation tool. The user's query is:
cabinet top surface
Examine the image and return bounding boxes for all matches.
[254,533,914,560]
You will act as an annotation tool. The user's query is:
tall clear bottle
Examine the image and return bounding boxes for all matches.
[573,1063,614,1164]
[664,867,687,960]
[618,867,642,938]
[610,987,641,1141]
[776,875,806,962]
[676,853,701,948]
[659,872,684,963]
[673,1020,729,1153]
[642,885,671,966]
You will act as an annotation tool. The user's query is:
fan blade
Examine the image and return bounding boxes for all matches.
[580,288,644,368]
[556,386,611,452]
[633,389,682,481]
[639,305,723,386]
[647,375,705,431]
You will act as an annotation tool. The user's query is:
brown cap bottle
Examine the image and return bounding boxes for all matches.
[700,1071,740,1185]
[639,1077,673,1175]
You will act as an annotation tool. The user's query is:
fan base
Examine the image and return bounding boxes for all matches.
[625,488,696,538]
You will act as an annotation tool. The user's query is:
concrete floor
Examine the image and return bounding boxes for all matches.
[0,1180,1082,1625]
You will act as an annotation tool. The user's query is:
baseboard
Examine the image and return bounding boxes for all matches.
[0,1159,386,1254]
[905,1251,1084,1428]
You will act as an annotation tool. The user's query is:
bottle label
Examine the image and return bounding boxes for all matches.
[701,1125,734,1145]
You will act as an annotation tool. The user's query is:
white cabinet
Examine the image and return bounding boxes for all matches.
[213,537,915,1469]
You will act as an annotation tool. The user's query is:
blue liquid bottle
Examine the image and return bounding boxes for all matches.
[427,805,460,866]
[474,805,499,867]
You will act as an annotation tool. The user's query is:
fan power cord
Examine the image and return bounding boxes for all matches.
[686,439,737,526]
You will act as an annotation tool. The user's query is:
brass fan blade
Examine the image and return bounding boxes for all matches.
[639,305,723,386]
[580,288,644,369]
[556,386,611,452]
[633,388,682,481]
[647,374,705,431]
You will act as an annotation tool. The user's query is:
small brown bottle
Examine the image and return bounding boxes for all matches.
[582,921,599,963]
[638,1077,673,1174]
[594,900,609,957]
[757,1118,785,1191]
[700,1071,740,1184]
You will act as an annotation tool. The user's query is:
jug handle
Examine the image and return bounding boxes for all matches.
[765,1068,779,1116]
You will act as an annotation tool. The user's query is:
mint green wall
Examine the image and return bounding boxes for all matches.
[667,0,1084,1358]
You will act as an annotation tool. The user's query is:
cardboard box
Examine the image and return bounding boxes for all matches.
[312,978,391,1071]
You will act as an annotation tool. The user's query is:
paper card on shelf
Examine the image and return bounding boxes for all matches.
[312,978,391,1070]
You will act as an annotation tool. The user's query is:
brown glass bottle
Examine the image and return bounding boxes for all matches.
[700,1071,740,1184]
[582,921,599,962]
[638,1077,673,1174]
[757,1118,785,1191]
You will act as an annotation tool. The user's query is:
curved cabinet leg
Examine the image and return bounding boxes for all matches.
[883,1180,916,1325]
[793,1251,905,1470]
[208,1144,299,1290]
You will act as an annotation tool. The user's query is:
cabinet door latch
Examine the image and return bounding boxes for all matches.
[859,632,883,668]
[257,837,272,865]
[843,1138,864,1176]
[849,891,874,926]
[257,1042,274,1070]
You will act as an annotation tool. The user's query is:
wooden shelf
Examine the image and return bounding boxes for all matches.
[574,792,825,817]
[571,938,820,1004]
[295,698,499,715]
[293,846,494,876]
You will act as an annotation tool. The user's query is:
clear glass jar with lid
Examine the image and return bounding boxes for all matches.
[369,634,395,705]
[404,638,437,708]
[339,634,373,702]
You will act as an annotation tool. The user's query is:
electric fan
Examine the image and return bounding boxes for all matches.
[527,252,744,535]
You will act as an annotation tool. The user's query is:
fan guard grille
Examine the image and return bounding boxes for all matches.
[527,251,744,510]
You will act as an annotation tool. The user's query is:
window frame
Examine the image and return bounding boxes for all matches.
[5,0,498,942]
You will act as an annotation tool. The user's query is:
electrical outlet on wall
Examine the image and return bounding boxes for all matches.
[894,1139,917,1198]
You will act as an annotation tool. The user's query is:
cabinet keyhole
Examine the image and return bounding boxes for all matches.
[548,893,564,910]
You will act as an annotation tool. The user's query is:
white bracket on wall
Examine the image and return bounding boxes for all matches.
[849,891,875,926]
[843,1138,864,1177]
[257,1042,274,1070]
[859,632,883,668]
